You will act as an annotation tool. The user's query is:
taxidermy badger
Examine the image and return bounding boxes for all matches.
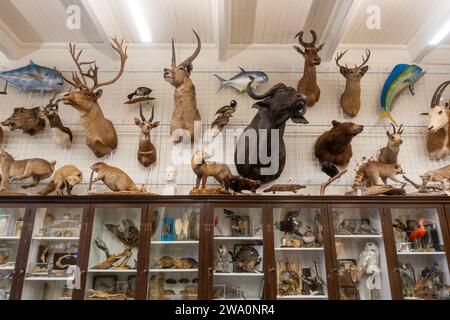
[352,161,404,190]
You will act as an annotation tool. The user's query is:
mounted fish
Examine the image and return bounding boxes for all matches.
[0,61,63,93]
[213,67,268,93]
[379,64,425,125]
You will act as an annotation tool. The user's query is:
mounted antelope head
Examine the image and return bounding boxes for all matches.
[422,81,450,159]
[134,104,160,167]
[378,123,404,165]
[293,30,325,107]
[61,37,127,157]
[164,30,201,144]
[335,49,371,117]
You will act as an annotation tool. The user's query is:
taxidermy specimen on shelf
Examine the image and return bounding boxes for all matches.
[276,210,321,248]
[38,91,73,149]
[399,262,447,300]
[90,162,145,193]
[211,100,238,132]
[174,213,190,240]
[213,67,268,93]
[393,216,427,243]
[215,245,228,272]
[191,149,232,189]
[278,260,301,296]
[235,79,308,183]
[92,237,133,270]
[379,64,425,125]
[357,242,381,298]
[419,164,450,190]
[2,107,46,136]
[378,124,403,165]
[134,104,160,167]
[38,165,83,196]
[223,209,250,236]
[314,120,364,178]
[229,245,261,273]
[0,60,63,93]
[223,176,262,194]
[0,150,56,192]
[293,30,324,107]
[154,256,198,269]
[89,289,127,301]
[164,30,201,144]
[335,49,371,117]
[422,80,450,159]
[127,87,153,101]
[263,184,306,194]
[61,37,127,158]
[352,160,404,190]
[105,219,139,247]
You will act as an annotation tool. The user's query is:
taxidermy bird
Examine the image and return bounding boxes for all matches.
[105,219,139,247]
[211,113,233,131]
[94,237,111,258]
[128,87,153,101]
[399,263,416,297]
[276,211,303,238]
[215,100,238,116]
[394,217,426,241]
[357,242,381,290]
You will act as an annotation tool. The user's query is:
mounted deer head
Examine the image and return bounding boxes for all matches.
[39,91,62,118]
[61,37,127,157]
[335,50,371,117]
[134,104,159,167]
[293,30,324,107]
[164,30,202,144]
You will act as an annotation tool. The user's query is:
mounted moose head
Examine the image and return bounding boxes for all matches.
[61,37,127,157]
[422,81,450,159]
[2,107,45,136]
[335,49,371,117]
[134,104,160,167]
[234,79,308,184]
[164,30,201,144]
[293,30,325,107]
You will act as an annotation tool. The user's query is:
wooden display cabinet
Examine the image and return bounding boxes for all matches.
[1,196,449,301]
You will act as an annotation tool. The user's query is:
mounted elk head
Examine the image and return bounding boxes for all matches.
[61,37,127,157]
[422,81,450,159]
[234,79,308,184]
[134,104,160,167]
[164,30,201,144]
[293,30,325,107]
[335,49,371,117]
[2,107,45,136]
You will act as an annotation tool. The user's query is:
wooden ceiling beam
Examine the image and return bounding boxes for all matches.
[0,19,32,60]
[212,0,231,61]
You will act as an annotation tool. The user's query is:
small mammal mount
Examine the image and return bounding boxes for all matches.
[90,162,145,193]
[224,176,262,194]
[263,184,306,194]
[191,149,232,189]
[353,160,404,190]
[378,123,404,165]
[39,165,83,195]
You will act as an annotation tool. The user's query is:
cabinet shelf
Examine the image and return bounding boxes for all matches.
[0,266,15,271]
[25,277,72,281]
[214,237,263,241]
[397,251,446,256]
[148,268,198,273]
[0,236,20,241]
[151,241,199,245]
[334,234,383,239]
[214,272,264,277]
[277,295,328,300]
[32,237,80,241]
[88,269,137,273]
[275,247,324,252]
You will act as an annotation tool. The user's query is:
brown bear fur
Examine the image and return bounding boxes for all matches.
[314,120,364,177]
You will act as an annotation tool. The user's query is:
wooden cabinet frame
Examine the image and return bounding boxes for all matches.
[0,195,449,300]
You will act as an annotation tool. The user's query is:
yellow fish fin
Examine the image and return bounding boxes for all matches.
[378,111,399,126]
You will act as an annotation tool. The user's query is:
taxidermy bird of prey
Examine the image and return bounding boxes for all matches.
[357,242,381,290]
[94,237,111,258]
[105,219,139,247]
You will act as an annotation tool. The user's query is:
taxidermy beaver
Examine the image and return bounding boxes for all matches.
[39,165,83,195]
[314,120,364,177]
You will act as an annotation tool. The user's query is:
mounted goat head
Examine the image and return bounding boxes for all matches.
[164,30,201,144]
[61,37,127,157]
[39,91,73,149]
[378,123,404,165]
[134,104,160,167]
[2,107,45,136]
[335,49,371,117]
[293,30,324,107]
[422,81,450,159]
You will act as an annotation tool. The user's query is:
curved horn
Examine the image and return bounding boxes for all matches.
[390,123,396,134]
[247,79,285,100]
[310,30,318,45]
[295,30,316,47]
[139,103,146,122]
[295,31,307,47]
[171,38,176,68]
[149,106,155,122]
[179,30,201,68]
[398,124,404,134]
[431,80,450,108]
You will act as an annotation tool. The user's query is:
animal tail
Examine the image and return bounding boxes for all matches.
[378,111,399,126]
[38,180,56,196]
[49,161,57,172]
[352,168,365,190]
[213,74,227,93]
[140,185,147,193]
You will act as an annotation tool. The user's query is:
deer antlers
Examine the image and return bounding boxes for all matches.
[62,37,128,91]
[335,49,371,70]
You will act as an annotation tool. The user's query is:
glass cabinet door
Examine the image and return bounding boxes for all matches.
[147,207,200,300]
[0,207,26,300]
[331,207,391,300]
[22,207,83,300]
[273,207,328,300]
[390,207,449,300]
[85,207,142,300]
[213,207,264,300]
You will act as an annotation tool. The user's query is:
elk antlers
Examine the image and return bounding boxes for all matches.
[62,37,128,91]
[335,49,371,70]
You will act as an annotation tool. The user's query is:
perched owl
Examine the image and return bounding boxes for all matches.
[357,242,381,290]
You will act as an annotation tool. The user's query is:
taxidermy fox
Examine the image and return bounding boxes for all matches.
[191,149,232,189]
[353,161,404,190]
[39,165,83,195]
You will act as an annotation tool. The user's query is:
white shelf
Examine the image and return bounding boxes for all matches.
[214,298,261,301]
[88,269,137,273]
[397,251,446,256]
[214,237,263,241]
[275,247,324,252]
[0,236,20,241]
[25,277,72,281]
[277,295,328,300]
[148,268,198,273]
[33,237,80,241]
[214,272,264,277]
[0,266,15,271]
[151,241,199,245]
[334,234,383,239]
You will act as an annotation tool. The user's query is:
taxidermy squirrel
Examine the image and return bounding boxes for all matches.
[352,160,404,190]
[39,165,83,195]
[91,162,146,193]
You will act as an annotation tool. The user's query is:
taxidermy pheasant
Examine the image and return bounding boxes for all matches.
[394,217,426,241]
[105,219,139,247]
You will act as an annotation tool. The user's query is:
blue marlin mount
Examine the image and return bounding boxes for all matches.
[0,60,64,94]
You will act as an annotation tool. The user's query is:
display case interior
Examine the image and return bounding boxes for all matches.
[0,207,25,300]
[332,207,391,300]
[391,208,450,300]
[273,208,327,300]
[213,207,264,300]
[148,207,200,300]
[22,207,82,300]
[85,207,141,300]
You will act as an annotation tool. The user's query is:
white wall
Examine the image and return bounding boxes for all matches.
[0,45,449,195]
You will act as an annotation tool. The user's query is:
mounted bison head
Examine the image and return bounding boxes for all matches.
[234,80,308,184]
